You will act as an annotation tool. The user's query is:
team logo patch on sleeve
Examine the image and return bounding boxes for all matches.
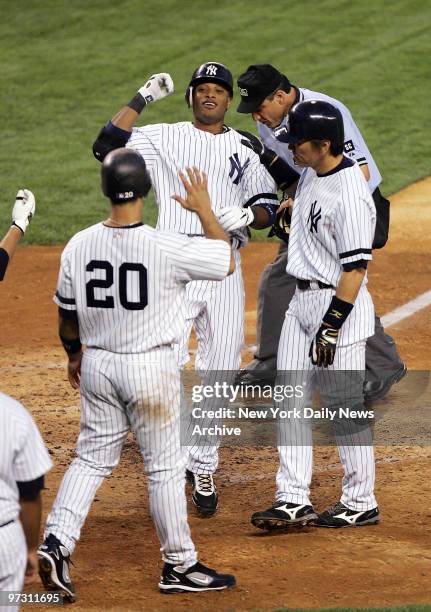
[344,140,355,153]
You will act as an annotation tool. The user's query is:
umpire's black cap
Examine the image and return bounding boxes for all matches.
[101,148,151,204]
[237,64,291,113]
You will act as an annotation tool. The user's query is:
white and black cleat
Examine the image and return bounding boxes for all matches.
[38,533,76,603]
[251,501,317,531]
[159,561,235,593]
[314,501,380,527]
[186,470,218,516]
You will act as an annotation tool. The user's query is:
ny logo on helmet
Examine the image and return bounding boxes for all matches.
[239,88,248,96]
[206,65,218,76]
[229,154,251,185]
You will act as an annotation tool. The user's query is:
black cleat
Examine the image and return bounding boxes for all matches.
[159,560,235,593]
[314,501,380,528]
[251,501,317,531]
[38,533,76,602]
[235,359,276,387]
[186,470,218,516]
[364,364,407,403]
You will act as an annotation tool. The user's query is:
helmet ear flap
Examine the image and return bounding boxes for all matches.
[185,86,193,108]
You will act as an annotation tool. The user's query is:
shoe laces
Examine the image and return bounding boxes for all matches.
[325,501,345,516]
[195,474,214,493]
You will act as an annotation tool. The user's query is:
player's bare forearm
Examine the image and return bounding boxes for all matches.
[359,163,370,183]
[0,225,22,258]
[336,268,366,304]
[20,494,42,551]
[59,314,80,341]
[111,106,140,131]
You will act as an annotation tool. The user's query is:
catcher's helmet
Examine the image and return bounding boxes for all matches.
[185,61,233,107]
[276,100,344,153]
[101,148,151,203]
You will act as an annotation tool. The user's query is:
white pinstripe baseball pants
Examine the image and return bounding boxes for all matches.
[45,348,197,567]
[276,290,377,510]
[179,248,244,474]
[0,521,26,611]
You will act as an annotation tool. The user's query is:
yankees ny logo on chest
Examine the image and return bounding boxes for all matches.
[308,200,322,233]
[229,153,250,185]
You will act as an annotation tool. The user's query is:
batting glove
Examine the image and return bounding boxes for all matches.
[309,324,339,368]
[309,296,354,367]
[12,189,36,234]
[237,130,277,167]
[217,206,254,232]
[138,73,174,105]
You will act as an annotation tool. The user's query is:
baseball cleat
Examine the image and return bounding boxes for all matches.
[159,561,235,593]
[251,501,317,530]
[38,533,76,603]
[186,470,218,516]
[314,501,380,528]
[235,358,277,387]
[364,363,407,403]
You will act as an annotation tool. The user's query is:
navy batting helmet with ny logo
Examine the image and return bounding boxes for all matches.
[185,62,234,107]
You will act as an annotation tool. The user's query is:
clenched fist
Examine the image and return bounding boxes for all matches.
[138,73,174,105]
[12,189,36,234]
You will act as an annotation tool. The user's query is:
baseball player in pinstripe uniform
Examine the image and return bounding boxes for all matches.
[251,100,380,530]
[0,392,52,611]
[0,190,35,281]
[235,65,405,401]
[92,63,278,516]
[37,150,236,599]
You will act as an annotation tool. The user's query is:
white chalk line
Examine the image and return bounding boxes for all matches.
[380,289,431,328]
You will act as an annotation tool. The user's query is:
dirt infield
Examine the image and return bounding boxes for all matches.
[1,178,430,611]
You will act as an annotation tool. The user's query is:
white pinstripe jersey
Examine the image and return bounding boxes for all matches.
[287,157,376,287]
[126,122,277,241]
[0,393,52,524]
[258,87,382,193]
[54,223,231,353]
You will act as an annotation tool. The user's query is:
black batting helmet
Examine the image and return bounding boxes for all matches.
[185,61,233,107]
[101,148,151,204]
[275,100,344,153]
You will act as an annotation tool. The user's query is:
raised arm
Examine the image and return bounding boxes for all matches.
[0,190,36,281]
[92,73,174,162]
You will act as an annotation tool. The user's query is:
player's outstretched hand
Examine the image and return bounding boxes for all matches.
[12,189,36,234]
[309,323,339,367]
[217,206,254,232]
[138,73,174,105]
[172,167,211,214]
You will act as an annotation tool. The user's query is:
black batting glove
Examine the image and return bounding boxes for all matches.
[309,323,339,367]
[309,296,354,368]
[237,130,277,166]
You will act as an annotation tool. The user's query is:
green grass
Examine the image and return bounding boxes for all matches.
[0,0,430,243]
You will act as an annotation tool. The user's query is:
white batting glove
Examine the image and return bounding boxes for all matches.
[12,189,36,234]
[138,73,174,105]
[217,206,254,232]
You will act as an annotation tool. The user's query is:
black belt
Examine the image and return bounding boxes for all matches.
[0,519,14,528]
[296,279,334,290]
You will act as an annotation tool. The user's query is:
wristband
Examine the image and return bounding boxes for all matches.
[127,92,147,114]
[60,334,82,355]
[322,296,353,330]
